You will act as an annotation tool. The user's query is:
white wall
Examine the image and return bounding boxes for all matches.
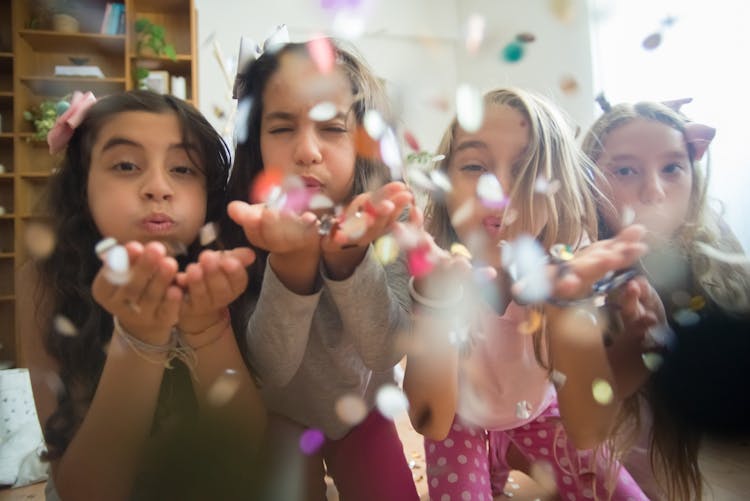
[194,0,594,152]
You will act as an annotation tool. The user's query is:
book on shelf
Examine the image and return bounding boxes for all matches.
[54,65,105,78]
[100,2,125,35]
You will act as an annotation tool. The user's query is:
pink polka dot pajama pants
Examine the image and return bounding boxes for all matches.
[424,400,648,501]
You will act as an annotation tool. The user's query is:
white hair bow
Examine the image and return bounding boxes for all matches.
[232,24,290,99]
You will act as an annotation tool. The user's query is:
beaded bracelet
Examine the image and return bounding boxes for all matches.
[408,276,464,309]
[113,317,197,373]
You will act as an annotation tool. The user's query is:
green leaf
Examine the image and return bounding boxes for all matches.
[164,45,177,61]
[134,18,151,33]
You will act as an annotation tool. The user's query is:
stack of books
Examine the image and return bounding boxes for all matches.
[100,3,125,35]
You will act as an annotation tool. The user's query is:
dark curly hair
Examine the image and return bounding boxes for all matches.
[35,90,231,460]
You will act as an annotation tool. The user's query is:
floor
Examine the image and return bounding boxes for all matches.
[2,418,748,501]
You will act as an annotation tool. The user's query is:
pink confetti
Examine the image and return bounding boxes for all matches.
[299,428,326,455]
[407,244,435,278]
[307,36,335,74]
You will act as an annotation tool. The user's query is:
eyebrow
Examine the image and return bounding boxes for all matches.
[608,151,688,163]
[100,137,198,154]
[263,110,351,122]
[454,140,488,153]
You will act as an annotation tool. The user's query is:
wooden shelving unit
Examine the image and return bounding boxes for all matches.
[0,0,198,368]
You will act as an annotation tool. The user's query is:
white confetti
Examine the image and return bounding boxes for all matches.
[104,245,130,285]
[199,222,218,246]
[502,235,551,304]
[339,213,368,240]
[376,384,409,420]
[592,378,614,405]
[641,352,664,372]
[309,193,334,210]
[53,315,78,337]
[430,169,452,193]
[234,97,253,144]
[374,235,399,264]
[550,369,567,388]
[206,369,240,407]
[476,173,506,208]
[308,101,337,122]
[450,199,474,228]
[621,206,636,226]
[515,400,532,420]
[673,308,700,327]
[406,168,436,192]
[465,13,486,54]
[379,127,403,179]
[534,177,561,195]
[456,83,484,133]
[363,109,386,139]
[335,394,368,425]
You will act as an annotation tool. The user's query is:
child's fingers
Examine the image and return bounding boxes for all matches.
[156,285,183,326]
[218,255,249,298]
[183,262,209,310]
[112,243,163,307]
[138,256,179,318]
[222,246,256,267]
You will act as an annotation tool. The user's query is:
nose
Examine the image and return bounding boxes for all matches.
[640,171,666,204]
[141,167,174,201]
[293,127,323,167]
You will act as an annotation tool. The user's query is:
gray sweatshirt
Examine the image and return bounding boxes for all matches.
[246,245,411,439]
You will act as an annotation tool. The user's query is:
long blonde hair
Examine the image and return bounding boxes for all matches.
[426,87,600,251]
[582,101,750,315]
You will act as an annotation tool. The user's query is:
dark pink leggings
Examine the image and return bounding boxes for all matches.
[260,410,419,501]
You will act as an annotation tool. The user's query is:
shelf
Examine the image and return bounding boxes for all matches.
[18,30,126,55]
[131,54,192,74]
[20,76,127,96]
[0,295,15,302]
[0,214,14,219]
[0,133,13,139]
[0,174,12,179]
[0,253,14,258]
[19,172,50,180]
[0,52,12,59]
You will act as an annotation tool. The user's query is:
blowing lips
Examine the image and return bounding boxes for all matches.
[141,213,175,234]
[482,215,503,237]
[300,175,323,193]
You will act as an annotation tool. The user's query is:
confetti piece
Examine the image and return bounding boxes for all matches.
[621,206,636,226]
[549,243,574,262]
[559,75,579,95]
[339,212,368,240]
[476,173,506,209]
[407,244,434,278]
[374,234,400,265]
[363,109,386,140]
[501,41,524,63]
[515,400,532,420]
[694,241,750,266]
[673,308,700,326]
[535,177,561,195]
[406,168,436,192]
[450,242,472,260]
[456,83,484,133]
[404,130,420,151]
[335,394,368,426]
[53,315,78,337]
[309,101,338,121]
[592,378,614,405]
[689,295,706,311]
[206,369,240,407]
[307,36,335,73]
[549,0,574,23]
[299,428,325,455]
[331,10,366,39]
[642,32,662,50]
[199,222,218,246]
[234,97,252,144]
[550,369,567,389]
[25,222,56,259]
[530,460,558,494]
[104,245,130,285]
[376,384,409,420]
[380,127,403,180]
[430,170,452,193]
[94,237,117,259]
[309,193,334,210]
[516,32,536,43]
[518,309,542,335]
[465,13,485,54]
[250,168,284,203]
[451,199,474,228]
[641,352,664,372]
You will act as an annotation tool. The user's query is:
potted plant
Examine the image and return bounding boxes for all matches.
[23,99,61,142]
[134,18,177,60]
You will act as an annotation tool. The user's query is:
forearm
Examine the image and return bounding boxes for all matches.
[269,249,320,295]
[187,322,266,449]
[545,304,620,450]
[322,244,367,280]
[53,333,166,501]
[403,312,459,440]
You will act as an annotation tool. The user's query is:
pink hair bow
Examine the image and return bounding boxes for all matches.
[47,91,97,154]
[662,97,716,161]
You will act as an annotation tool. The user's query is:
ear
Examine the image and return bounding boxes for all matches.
[684,122,716,162]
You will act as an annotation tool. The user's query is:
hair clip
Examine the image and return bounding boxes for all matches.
[232,24,290,99]
[47,91,97,154]
[595,92,611,113]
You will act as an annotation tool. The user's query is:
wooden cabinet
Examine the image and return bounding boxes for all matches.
[0,0,198,368]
